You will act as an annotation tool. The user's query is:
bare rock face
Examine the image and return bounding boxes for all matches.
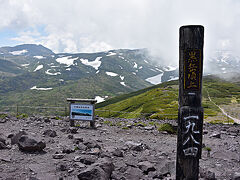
[17,136,46,152]
[77,158,114,180]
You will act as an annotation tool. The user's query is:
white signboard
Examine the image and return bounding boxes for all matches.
[70,104,94,121]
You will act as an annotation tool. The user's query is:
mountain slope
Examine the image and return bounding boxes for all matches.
[96,75,240,123]
[0,44,54,56]
[0,45,180,108]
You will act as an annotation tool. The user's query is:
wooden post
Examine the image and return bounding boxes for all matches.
[176,25,204,180]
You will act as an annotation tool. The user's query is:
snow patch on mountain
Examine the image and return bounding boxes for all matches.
[106,72,118,77]
[80,57,102,70]
[106,52,116,56]
[66,68,71,71]
[30,86,52,91]
[144,60,149,64]
[120,82,127,86]
[95,96,105,103]
[146,73,163,85]
[133,62,138,68]
[120,76,124,80]
[34,56,45,59]
[167,76,179,81]
[34,65,43,72]
[56,56,78,66]
[45,69,61,75]
[21,64,29,67]
[163,66,177,71]
[10,49,28,55]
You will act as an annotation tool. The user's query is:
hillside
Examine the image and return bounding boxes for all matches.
[0,44,179,109]
[96,75,240,123]
[0,44,240,115]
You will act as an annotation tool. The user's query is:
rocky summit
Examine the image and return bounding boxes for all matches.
[0,114,239,180]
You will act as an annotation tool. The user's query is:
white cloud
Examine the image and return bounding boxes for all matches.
[1,0,240,65]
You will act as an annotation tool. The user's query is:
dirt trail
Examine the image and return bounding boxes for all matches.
[207,90,240,124]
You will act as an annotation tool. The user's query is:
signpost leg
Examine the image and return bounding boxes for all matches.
[176,25,204,180]
[90,121,95,128]
[70,119,75,127]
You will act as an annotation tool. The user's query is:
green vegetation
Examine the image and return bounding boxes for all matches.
[96,76,240,122]
[203,146,212,157]
[157,123,177,134]
[208,118,234,124]
[203,146,212,152]
[16,113,28,119]
[0,113,8,119]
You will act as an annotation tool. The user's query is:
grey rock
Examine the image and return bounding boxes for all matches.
[52,153,65,159]
[144,126,154,130]
[11,130,27,145]
[68,134,74,139]
[75,155,96,165]
[210,133,221,138]
[124,141,144,152]
[77,158,114,180]
[126,124,133,129]
[112,148,124,157]
[0,155,11,162]
[68,127,78,134]
[77,144,88,151]
[7,133,14,138]
[62,146,75,154]
[0,137,7,149]
[124,166,143,180]
[43,129,57,137]
[57,164,68,171]
[0,118,6,123]
[88,148,101,156]
[233,172,240,180]
[200,168,216,180]
[138,161,156,175]
[84,140,101,149]
[212,150,239,161]
[17,136,46,152]
[73,135,84,144]
[27,177,40,180]
[43,117,50,123]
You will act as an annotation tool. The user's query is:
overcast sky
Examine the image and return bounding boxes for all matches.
[0,0,239,65]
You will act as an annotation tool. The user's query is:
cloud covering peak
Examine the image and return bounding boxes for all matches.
[0,0,240,65]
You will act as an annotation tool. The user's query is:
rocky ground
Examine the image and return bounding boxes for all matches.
[0,114,239,180]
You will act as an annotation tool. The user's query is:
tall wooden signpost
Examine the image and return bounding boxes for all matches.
[176,25,204,179]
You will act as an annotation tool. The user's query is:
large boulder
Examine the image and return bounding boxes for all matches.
[77,158,114,180]
[17,136,46,152]
[11,130,27,145]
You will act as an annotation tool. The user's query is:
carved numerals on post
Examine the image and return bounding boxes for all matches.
[179,107,203,159]
[182,115,200,157]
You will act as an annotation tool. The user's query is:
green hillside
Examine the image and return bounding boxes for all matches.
[96,75,240,123]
